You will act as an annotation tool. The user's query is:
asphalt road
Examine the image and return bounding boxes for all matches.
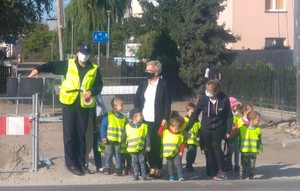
[1,179,300,191]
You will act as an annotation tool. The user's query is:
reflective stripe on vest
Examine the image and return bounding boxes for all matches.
[239,125,261,153]
[59,59,98,108]
[162,129,184,157]
[107,111,126,143]
[125,123,148,153]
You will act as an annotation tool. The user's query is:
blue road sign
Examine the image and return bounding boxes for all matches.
[93,31,109,42]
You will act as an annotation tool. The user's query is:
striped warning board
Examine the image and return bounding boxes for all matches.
[0,116,31,135]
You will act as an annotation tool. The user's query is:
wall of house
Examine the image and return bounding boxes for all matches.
[219,0,294,50]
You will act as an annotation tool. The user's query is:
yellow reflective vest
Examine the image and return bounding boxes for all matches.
[125,123,148,153]
[184,117,201,146]
[239,124,262,153]
[162,129,184,157]
[107,111,126,143]
[59,59,98,108]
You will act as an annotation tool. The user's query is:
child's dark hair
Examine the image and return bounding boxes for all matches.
[186,102,196,112]
[169,110,181,120]
[111,96,123,108]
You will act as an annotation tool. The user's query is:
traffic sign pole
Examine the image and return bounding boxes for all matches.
[97,42,100,67]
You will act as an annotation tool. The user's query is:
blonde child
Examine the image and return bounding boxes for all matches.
[184,102,201,172]
[122,108,150,181]
[158,117,185,181]
[238,103,254,127]
[228,97,242,171]
[100,97,127,176]
[238,110,263,179]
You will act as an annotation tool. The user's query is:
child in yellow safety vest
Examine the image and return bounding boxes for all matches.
[228,97,242,172]
[100,97,127,176]
[122,108,151,181]
[183,102,202,172]
[158,117,185,181]
[238,111,263,180]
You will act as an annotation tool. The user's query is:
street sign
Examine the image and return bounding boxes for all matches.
[93,31,109,42]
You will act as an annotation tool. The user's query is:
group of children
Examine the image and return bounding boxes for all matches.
[228,97,263,179]
[94,96,263,181]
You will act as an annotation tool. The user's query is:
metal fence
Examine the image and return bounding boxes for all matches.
[0,94,40,172]
[220,64,296,112]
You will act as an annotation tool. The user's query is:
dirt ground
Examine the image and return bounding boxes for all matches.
[1,101,300,186]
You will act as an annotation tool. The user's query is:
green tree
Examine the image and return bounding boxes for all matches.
[21,24,54,61]
[63,0,130,55]
[0,0,53,38]
[158,0,238,94]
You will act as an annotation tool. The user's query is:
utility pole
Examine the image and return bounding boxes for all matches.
[106,10,111,59]
[295,0,300,122]
[71,18,74,56]
[56,0,64,60]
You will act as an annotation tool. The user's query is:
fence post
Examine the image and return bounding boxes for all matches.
[32,93,40,171]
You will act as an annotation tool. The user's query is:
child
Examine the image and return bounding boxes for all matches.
[158,117,185,181]
[228,97,242,171]
[237,103,254,127]
[238,110,263,179]
[184,102,201,172]
[122,108,151,181]
[100,97,127,176]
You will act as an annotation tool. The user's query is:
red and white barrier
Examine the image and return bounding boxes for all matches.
[0,116,31,135]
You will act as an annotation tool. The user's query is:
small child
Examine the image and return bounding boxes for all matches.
[184,102,201,172]
[158,117,185,181]
[122,108,150,181]
[100,97,127,176]
[228,97,242,171]
[238,110,263,179]
[238,103,254,127]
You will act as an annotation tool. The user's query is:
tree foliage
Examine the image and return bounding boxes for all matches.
[158,0,238,94]
[63,0,131,55]
[21,24,54,61]
[0,0,53,39]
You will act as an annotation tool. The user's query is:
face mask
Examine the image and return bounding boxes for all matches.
[232,111,238,115]
[205,90,213,98]
[78,53,90,62]
[145,72,155,80]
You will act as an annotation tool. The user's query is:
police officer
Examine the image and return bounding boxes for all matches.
[28,44,103,176]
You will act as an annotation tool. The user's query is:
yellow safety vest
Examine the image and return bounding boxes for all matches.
[98,141,106,153]
[162,129,184,158]
[125,123,148,153]
[239,125,262,153]
[59,59,98,108]
[107,111,126,143]
[184,117,201,146]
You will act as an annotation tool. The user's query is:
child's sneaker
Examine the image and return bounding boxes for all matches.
[178,173,185,181]
[103,168,111,175]
[132,175,139,181]
[169,175,175,181]
[213,172,227,181]
[114,168,122,176]
[142,176,148,181]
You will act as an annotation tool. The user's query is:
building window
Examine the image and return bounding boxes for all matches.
[265,38,285,49]
[265,0,286,12]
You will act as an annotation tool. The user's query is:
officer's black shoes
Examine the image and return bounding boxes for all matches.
[67,166,84,176]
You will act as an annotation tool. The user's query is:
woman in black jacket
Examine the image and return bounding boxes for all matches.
[134,60,171,178]
[185,79,233,180]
